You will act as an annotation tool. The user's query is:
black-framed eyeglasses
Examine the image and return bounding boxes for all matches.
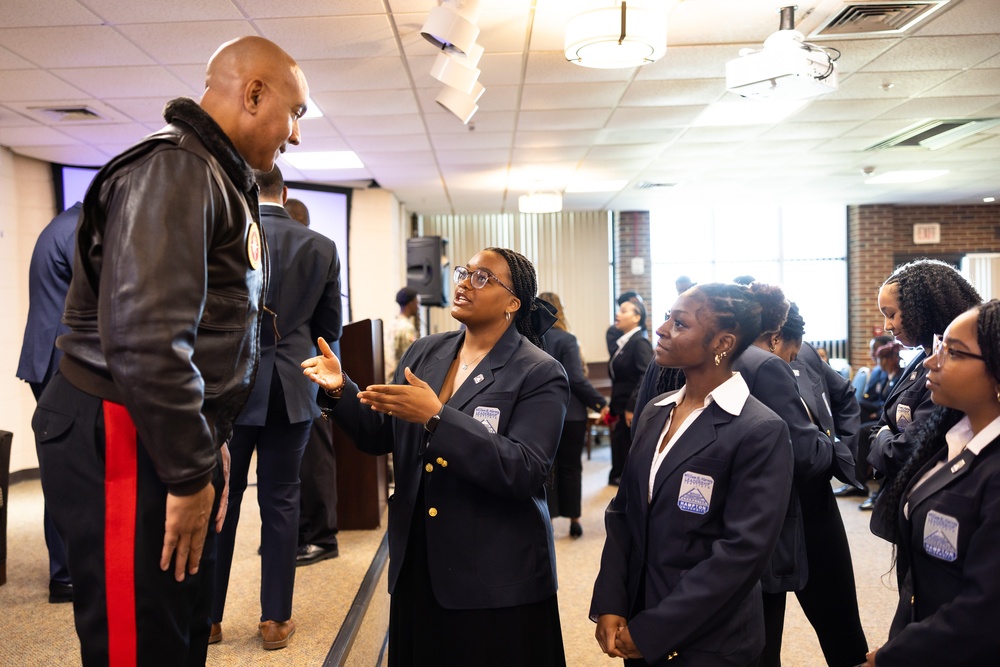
[932,333,986,364]
[453,266,517,297]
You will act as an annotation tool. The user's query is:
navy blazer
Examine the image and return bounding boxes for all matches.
[326,324,569,609]
[591,390,792,666]
[634,346,833,593]
[867,350,932,539]
[543,327,606,422]
[609,331,653,416]
[876,433,1000,666]
[792,342,861,487]
[17,203,81,387]
[238,204,341,425]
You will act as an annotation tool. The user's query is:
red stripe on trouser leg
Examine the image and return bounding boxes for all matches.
[103,401,138,667]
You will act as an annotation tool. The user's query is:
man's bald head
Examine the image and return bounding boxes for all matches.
[200,36,309,172]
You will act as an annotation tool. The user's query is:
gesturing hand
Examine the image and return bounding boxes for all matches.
[357,367,442,425]
[595,614,628,658]
[301,336,344,392]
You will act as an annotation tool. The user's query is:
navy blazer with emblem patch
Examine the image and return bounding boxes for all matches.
[875,432,1000,666]
[590,388,792,666]
[323,323,568,610]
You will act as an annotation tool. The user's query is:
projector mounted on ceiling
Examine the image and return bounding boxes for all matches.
[725,6,840,100]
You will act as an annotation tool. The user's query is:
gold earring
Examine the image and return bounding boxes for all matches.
[996,386,1000,404]
[505,311,511,322]
[715,353,722,366]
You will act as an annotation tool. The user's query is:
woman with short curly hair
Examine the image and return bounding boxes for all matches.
[867,259,981,541]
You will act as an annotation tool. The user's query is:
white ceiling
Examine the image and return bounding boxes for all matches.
[1,0,999,214]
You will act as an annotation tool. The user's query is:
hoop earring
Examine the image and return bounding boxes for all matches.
[505,311,511,322]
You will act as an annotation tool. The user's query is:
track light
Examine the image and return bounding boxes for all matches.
[421,0,482,57]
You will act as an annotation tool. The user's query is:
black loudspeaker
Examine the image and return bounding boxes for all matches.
[406,236,449,307]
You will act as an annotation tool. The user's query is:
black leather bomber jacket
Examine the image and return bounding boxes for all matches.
[58,98,267,495]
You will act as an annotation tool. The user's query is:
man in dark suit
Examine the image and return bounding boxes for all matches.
[211,166,342,649]
[16,202,81,604]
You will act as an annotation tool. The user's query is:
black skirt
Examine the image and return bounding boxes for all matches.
[388,484,566,667]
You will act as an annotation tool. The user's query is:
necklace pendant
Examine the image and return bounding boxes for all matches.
[461,363,468,370]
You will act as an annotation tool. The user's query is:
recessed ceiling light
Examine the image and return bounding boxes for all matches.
[864,170,949,184]
[565,180,629,193]
[302,97,323,119]
[281,151,364,171]
[985,197,996,203]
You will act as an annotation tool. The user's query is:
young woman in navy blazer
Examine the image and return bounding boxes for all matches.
[864,299,1000,666]
[302,248,569,667]
[867,259,980,540]
[591,282,794,666]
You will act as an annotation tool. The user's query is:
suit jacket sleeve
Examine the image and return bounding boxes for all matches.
[561,335,607,412]
[310,242,342,344]
[626,338,654,413]
[868,370,934,478]
[631,359,661,439]
[754,356,833,480]
[824,360,862,484]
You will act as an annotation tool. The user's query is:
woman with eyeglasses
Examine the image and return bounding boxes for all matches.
[862,299,1000,666]
[867,259,980,542]
[302,247,569,666]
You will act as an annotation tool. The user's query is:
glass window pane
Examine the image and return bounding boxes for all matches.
[651,206,714,262]
[782,260,847,340]
[715,207,779,262]
[782,204,846,259]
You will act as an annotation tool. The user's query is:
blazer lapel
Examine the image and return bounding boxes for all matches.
[905,447,977,515]
[884,350,927,406]
[650,404,733,502]
[447,325,520,411]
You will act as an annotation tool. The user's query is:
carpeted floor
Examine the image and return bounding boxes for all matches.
[2,440,897,666]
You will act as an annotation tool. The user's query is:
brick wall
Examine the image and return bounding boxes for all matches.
[848,203,1000,369]
[615,211,654,337]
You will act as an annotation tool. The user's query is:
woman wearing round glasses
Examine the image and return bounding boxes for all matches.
[302,247,569,666]
[867,259,980,541]
[862,299,1000,666]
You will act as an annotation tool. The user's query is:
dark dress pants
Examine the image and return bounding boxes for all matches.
[547,419,587,518]
[36,373,221,667]
[212,419,310,623]
[609,418,633,482]
[30,380,71,588]
[298,416,339,548]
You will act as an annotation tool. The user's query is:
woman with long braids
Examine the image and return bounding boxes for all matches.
[862,300,1000,666]
[591,282,794,666]
[867,259,981,539]
[302,247,569,666]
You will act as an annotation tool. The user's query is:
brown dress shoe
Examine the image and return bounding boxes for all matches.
[259,619,296,650]
[208,623,222,645]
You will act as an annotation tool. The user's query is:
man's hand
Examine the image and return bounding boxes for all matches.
[595,614,628,658]
[161,483,215,582]
[357,367,442,425]
[625,410,634,428]
[301,336,344,391]
[215,442,231,533]
[614,624,643,660]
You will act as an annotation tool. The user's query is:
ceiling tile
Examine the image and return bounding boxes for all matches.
[54,122,150,144]
[359,151,439,167]
[876,95,1000,119]
[312,89,419,117]
[863,36,1000,72]
[676,126,769,144]
[1,0,102,27]
[0,69,87,101]
[792,98,901,122]
[620,79,727,107]
[525,52,635,84]
[426,110,515,134]
[515,129,599,148]
[236,0,386,18]
[0,26,155,67]
[333,113,426,136]
[521,82,628,111]
[84,0,245,23]
[636,45,747,81]
[0,104,38,127]
[586,144,663,160]
[13,143,109,165]
[437,148,511,165]
[924,68,1000,98]
[116,22,257,65]
[517,108,611,131]
[50,66,196,100]
[301,58,411,91]
[348,134,432,152]
[0,45,33,69]
[255,16,398,60]
[511,146,588,162]
[914,0,1000,36]
[475,8,531,54]
[104,97,173,124]
[605,106,704,129]
[761,121,857,141]
[831,70,959,101]
[596,128,683,145]
[0,124,77,145]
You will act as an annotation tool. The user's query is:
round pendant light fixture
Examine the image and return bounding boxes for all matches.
[565,1,667,69]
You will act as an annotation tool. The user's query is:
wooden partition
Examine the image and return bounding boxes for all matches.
[331,319,389,530]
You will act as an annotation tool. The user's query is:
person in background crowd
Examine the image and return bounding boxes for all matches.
[863,300,1000,666]
[302,247,569,666]
[606,291,645,355]
[385,287,420,382]
[674,275,695,295]
[607,298,653,486]
[866,259,981,541]
[783,305,870,667]
[16,201,81,604]
[211,165,341,650]
[540,291,608,538]
[33,36,309,665]
[284,197,309,226]
[591,281,793,666]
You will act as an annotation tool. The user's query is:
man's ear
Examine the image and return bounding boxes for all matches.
[244,80,265,113]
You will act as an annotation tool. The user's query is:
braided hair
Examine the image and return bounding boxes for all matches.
[486,247,543,349]
[780,302,806,344]
[696,282,789,358]
[881,299,1000,546]
[882,259,981,349]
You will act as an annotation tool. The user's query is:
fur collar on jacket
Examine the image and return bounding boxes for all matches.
[163,97,254,193]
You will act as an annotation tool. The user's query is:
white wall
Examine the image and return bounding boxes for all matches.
[2,148,56,474]
[345,187,407,335]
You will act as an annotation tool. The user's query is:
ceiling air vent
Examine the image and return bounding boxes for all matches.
[635,181,676,190]
[865,118,1000,151]
[809,1,950,38]
[30,106,106,122]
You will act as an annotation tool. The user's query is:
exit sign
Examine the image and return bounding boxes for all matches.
[913,223,941,244]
